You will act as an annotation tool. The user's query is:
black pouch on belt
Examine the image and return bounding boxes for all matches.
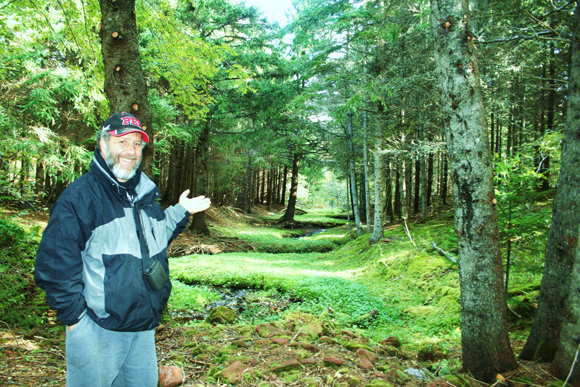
[145,260,168,291]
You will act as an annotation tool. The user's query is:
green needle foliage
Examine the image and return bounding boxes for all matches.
[0,215,47,329]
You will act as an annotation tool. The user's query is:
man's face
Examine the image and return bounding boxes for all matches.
[100,132,144,182]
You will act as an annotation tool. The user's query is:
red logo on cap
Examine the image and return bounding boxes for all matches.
[121,117,142,128]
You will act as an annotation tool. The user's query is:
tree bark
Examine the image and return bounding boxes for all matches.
[441,154,449,205]
[394,167,401,218]
[386,159,394,223]
[363,112,371,233]
[280,153,300,222]
[370,125,384,244]
[551,251,580,386]
[430,0,517,381]
[189,125,210,235]
[99,0,153,174]
[521,4,580,365]
[281,165,288,206]
[347,112,363,236]
[245,150,253,213]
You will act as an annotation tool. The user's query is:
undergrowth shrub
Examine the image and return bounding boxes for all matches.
[290,277,396,328]
[0,216,47,329]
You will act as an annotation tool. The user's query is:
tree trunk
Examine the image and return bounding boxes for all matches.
[363,112,371,233]
[441,154,449,205]
[347,112,363,236]
[281,165,288,206]
[540,43,556,192]
[490,111,495,154]
[430,0,517,381]
[427,151,434,206]
[521,5,580,364]
[386,159,394,223]
[370,126,384,244]
[400,157,408,220]
[551,255,580,386]
[189,125,210,235]
[394,167,401,219]
[280,153,300,222]
[99,0,153,174]
[35,160,45,198]
[245,150,253,213]
[267,164,273,210]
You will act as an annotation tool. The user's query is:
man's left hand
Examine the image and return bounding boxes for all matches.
[179,190,211,214]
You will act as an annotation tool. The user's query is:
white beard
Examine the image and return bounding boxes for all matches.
[102,142,142,181]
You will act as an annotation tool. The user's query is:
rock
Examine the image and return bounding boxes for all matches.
[271,359,301,373]
[323,356,344,366]
[221,361,246,384]
[256,323,291,338]
[405,367,429,380]
[344,341,375,353]
[300,358,318,365]
[356,357,374,370]
[205,306,236,324]
[158,365,185,387]
[356,348,377,363]
[289,342,320,353]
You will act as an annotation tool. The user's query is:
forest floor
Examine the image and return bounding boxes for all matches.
[0,205,563,387]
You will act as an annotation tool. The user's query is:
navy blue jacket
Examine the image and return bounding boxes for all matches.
[35,149,190,332]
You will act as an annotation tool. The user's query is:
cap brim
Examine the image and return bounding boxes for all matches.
[108,129,150,143]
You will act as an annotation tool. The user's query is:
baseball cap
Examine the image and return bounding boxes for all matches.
[101,112,150,143]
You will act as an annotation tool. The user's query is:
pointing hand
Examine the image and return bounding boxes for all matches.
[179,190,211,214]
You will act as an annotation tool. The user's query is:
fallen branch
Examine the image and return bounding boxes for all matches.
[431,242,458,264]
[563,343,580,387]
[403,219,416,247]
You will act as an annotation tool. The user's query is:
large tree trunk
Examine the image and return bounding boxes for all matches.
[430,0,517,381]
[280,153,300,222]
[551,246,580,386]
[521,4,580,365]
[189,125,210,235]
[370,123,384,244]
[99,0,153,173]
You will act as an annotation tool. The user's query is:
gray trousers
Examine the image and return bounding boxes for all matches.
[65,313,158,387]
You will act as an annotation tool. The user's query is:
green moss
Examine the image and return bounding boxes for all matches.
[344,341,375,353]
[281,370,301,383]
[364,380,393,387]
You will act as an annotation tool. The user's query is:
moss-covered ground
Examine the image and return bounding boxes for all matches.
[167,205,545,353]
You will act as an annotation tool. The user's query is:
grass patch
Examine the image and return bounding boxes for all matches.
[212,224,342,253]
[167,281,221,312]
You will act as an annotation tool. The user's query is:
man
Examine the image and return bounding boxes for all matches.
[35,112,210,387]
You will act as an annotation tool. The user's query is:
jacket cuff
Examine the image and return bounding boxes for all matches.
[175,203,191,217]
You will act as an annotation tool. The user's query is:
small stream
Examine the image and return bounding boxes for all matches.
[171,286,297,323]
